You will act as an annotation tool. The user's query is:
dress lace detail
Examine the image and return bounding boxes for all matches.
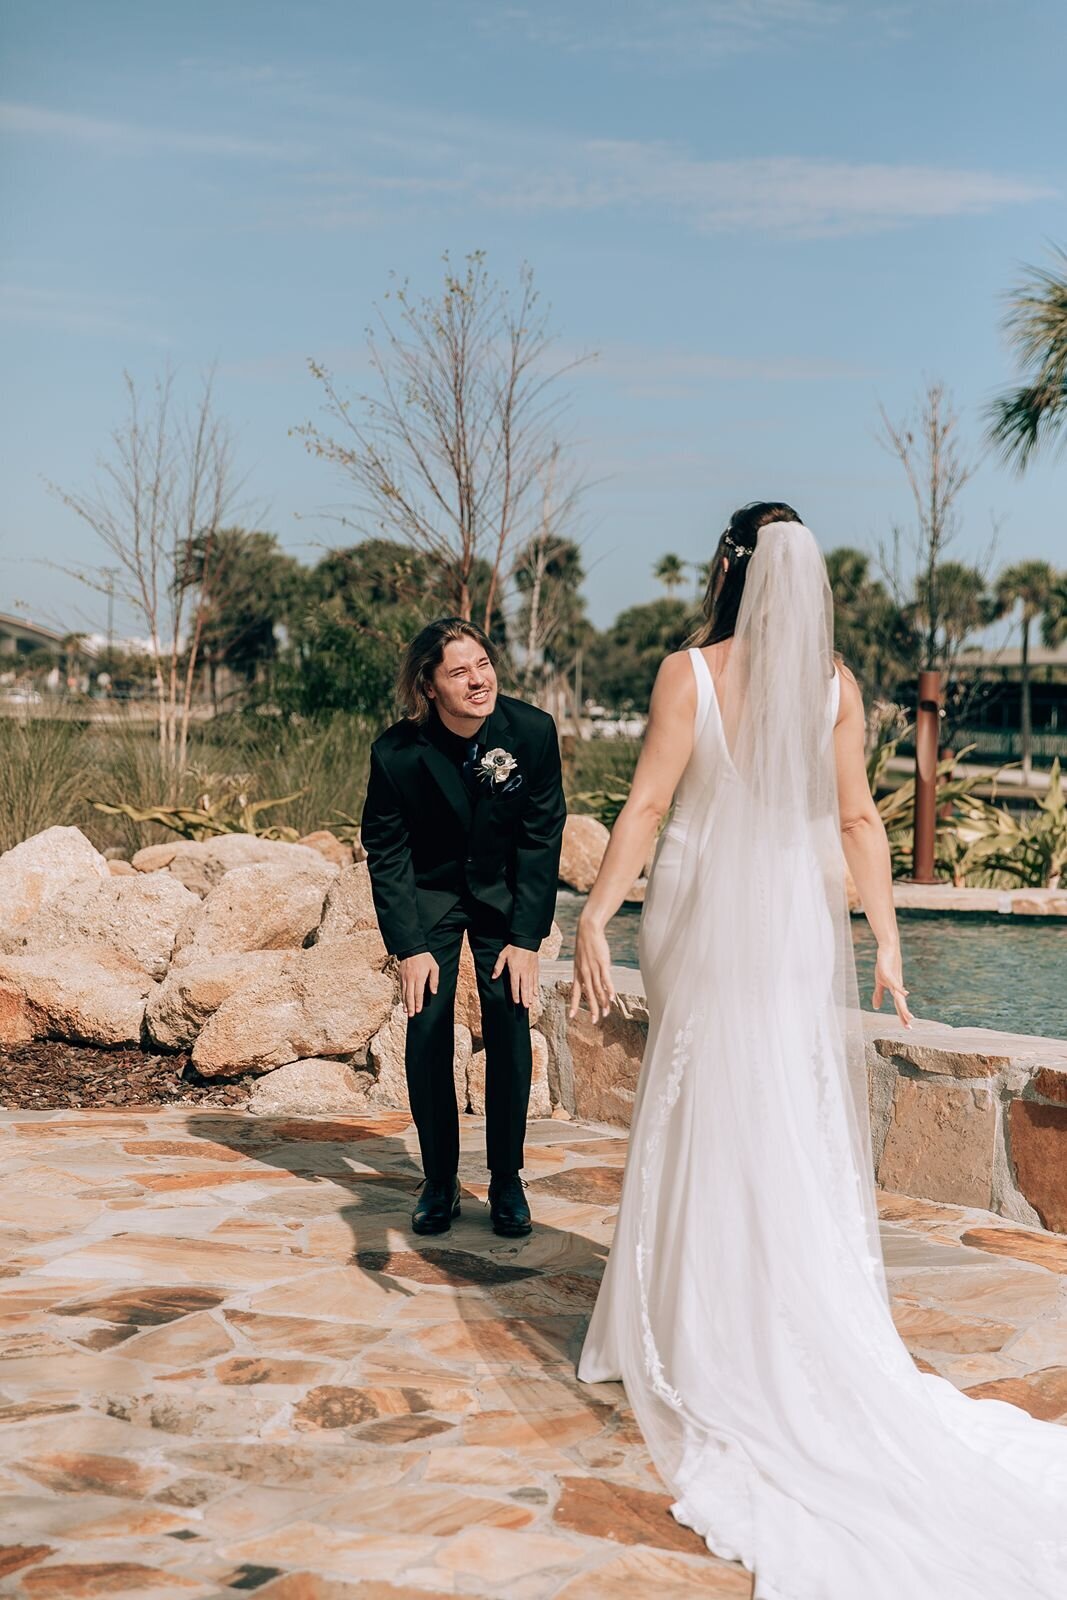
[634,1017,692,1414]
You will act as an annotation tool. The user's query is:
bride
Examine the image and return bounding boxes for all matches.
[571,504,1067,1599]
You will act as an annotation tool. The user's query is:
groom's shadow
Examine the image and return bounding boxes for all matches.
[184,1103,622,1447]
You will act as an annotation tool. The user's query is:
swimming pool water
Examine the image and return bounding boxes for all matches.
[553,892,1067,1040]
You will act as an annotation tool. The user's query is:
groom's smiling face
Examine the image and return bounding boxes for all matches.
[427,635,498,728]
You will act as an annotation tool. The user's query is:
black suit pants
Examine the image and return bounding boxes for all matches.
[404,900,532,1181]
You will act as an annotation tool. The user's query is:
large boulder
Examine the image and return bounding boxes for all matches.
[0,949,155,1047]
[191,934,395,1078]
[131,834,334,897]
[172,859,338,968]
[0,872,199,980]
[0,980,34,1046]
[248,1058,376,1116]
[297,830,354,868]
[566,987,650,1127]
[146,949,295,1050]
[130,842,183,873]
[0,826,109,929]
[368,1004,471,1112]
[313,861,380,945]
[558,814,610,894]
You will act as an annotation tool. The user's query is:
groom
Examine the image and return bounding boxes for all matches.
[361,617,566,1238]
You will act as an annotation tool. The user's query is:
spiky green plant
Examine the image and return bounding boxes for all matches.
[954,760,1067,889]
[91,779,308,842]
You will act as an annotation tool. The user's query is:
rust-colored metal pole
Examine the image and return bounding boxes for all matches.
[913,669,941,884]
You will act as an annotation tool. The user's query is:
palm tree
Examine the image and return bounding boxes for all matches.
[987,247,1067,468]
[653,553,687,596]
[993,560,1058,782]
[1044,572,1067,649]
[928,561,993,662]
[824,547,915,701]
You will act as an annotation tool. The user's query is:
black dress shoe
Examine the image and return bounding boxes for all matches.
[488,1173,532,1237]
[412,1177,460,1235]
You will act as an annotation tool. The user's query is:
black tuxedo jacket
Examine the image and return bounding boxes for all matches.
[360,693,567,959]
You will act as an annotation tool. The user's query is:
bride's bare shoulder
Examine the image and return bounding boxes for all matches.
[649,651,698,711]
[656,649,698,682]
[659,648,694,672]
[834,658,864,724]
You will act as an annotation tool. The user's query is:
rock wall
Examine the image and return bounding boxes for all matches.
[0,827,562,1122]
[538,961,1067,1237]
[866,1015,1067,1233]
[6,827,1064,1226]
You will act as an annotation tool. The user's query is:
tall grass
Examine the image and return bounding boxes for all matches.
[0,709,375,857]
[566,737,640,822]
[205,711,375,839]
[0,715,97,852]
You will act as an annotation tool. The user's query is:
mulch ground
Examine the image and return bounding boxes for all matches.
[0,1041,253,1110]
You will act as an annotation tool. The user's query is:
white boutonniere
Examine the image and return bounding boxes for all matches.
[478,747,519,786]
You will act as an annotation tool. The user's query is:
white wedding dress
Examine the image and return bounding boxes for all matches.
[578,525,1067,1600]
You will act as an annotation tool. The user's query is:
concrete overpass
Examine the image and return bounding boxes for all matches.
[0,611,67,657]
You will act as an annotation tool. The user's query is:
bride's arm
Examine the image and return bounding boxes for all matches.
[834,664,913,1027]
[570,652,697,1022]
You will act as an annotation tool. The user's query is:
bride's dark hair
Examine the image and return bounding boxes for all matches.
[686,501,802,647]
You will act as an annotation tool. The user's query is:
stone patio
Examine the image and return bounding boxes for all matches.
[2,1106,1066,1599]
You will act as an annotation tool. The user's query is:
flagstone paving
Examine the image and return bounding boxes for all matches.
[1,1107,1066,1599]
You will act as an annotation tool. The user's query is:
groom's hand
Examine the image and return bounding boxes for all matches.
[491,945,539,1010]
[399,953,439,1018]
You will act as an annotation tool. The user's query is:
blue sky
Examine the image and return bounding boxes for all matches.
[2,0,1064,637]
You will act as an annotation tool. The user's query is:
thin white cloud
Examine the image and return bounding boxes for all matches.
[583,343,876,395]
[177,59,312,90]
[475,0,906,60]
[0,284,170,344]
[286,128,1054,239]
[11,74,1044,243]
[0,100,304,160]
[489,141,1055,236]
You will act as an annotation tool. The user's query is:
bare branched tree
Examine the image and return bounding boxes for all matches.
[512,445,588,698]
[297,253,590,631]
[877,382,980,668]
[50,369,238,780]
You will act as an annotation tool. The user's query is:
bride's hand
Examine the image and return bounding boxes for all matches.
[570,914,616,1025]
[872,942,913,1028]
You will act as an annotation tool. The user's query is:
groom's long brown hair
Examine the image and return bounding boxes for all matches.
[686,501,802,648]
[397,617,499,725]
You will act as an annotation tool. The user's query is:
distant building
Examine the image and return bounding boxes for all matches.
[80,632,158,658]
[950,640,1067,763]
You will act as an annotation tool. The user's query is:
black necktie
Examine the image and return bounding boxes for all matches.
[461,738,482,796]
